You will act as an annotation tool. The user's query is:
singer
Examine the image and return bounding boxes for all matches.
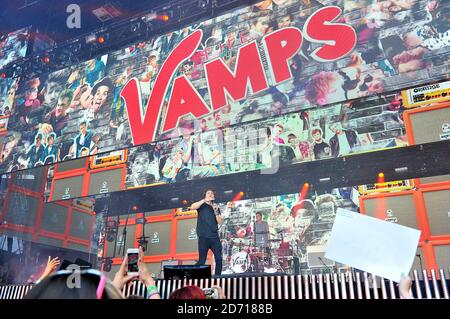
[190,189,223,275]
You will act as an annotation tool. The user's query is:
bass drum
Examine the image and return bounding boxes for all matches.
[230,251,251,273]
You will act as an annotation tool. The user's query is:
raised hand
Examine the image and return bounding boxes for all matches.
[399,274,414,299]
[112,255,138,291]
[39,256,61,280]
[138,246,154,287]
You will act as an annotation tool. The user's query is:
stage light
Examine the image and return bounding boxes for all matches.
[0,73,5,78]
[160,14,170,22]
[132,205,139,211]
[223,190,233,195]
[97,36,106,44]
[232,191,245,202]
[299,182,310,201]
[181,199,189,206]
[319,177,331,183]
[377,172,385,185]
[42,56,50,64]
[171,197,180,202]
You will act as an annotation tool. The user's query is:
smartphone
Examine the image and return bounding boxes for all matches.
[127,248,139,276]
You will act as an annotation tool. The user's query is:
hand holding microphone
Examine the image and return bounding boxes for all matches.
[212,202,219,215]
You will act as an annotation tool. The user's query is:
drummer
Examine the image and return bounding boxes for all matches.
[254,212,270,250]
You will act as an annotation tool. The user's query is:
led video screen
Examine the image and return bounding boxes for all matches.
[0,0,447,176]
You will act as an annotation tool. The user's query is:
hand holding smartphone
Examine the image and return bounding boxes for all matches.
[127,248,139,276]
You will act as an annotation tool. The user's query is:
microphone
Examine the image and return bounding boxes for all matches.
[211,201,219,215]
[318,256,333,274]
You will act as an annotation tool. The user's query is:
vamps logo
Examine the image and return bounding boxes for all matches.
[151,232,160,244]
[121,6,357,146]
[385,209,398,223]
[100,181,109,193]
[62,187,71,199]
[188,228,197,240]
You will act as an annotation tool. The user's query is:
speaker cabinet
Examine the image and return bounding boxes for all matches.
[40,202,69,234]
[406,104,450,145]
[51,175,84,201]
[88,168,123,196]
[421,188,450,236]
[144,221,172,256]
[69,209,93,240]
[4,192,39,227]
[12,166,46,192]
[417,175,450,186]
[361,192,421,231]
[176,218,198,254]
[433,245,450,272]
[405,104,450,185]
[56,158,87,173]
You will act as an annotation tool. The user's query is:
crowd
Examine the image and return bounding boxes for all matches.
[21,246,413,299]
[24,247,226,299]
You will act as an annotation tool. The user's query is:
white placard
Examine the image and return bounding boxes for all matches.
[325,208,421,282]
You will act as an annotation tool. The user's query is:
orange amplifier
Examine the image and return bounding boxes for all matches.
[402,80,450,109]
[90,149,128,169]
[358,179,414,195]
[404,102,450,187]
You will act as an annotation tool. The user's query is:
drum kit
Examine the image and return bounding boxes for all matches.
[223,237,296,274]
